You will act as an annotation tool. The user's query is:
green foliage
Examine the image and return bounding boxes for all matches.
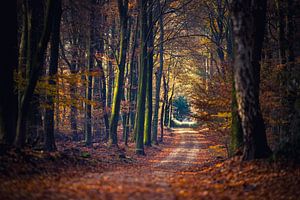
[173,96,191,121]
[81,151,91,158]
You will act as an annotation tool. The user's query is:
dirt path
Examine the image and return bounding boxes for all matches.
[153,128,208,170]
[57,128,213,200]
[1,127,216,200]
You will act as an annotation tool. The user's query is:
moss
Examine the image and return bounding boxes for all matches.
[229,81,243,156]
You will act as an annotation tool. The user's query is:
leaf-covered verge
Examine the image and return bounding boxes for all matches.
[0,127,299,200]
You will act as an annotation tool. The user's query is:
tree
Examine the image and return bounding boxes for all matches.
[0,0,18,146]
[144,0,154,146]
[109,0,130,146]
[134,0,148,155]
[230,0,272,160]
[276,0,300,160]
[15,0,56,148]
[225,7,243,155]
[85,0,96,147]
[152,1,164,145]
[44,0,62,151]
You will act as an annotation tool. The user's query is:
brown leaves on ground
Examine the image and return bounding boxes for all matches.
[172,159,300,200]
[0,127,300,200]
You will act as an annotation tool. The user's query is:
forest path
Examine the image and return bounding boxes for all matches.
[1,127,216,200]
[61,128,212,200]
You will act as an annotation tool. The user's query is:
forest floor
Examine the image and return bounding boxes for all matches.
[0,126,300,200]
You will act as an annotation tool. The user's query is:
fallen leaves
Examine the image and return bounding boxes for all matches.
[0,128,300,200]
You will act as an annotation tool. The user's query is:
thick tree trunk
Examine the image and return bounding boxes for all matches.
[231,0,272,160]
[277,0,287,64]
[226,17,243,156]
[277,0,300,160]
[44,0,62,151]
[0,0,18,146]
[15,0,56,148]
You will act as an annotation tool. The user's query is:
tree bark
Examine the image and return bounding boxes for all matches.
[15,0,56,148]
[152,6,164,145]
[134,0,148,155]
[231,0,272,160]
[144,0,154,146]
[226,17,243,156]
[44,0,62,151]
[0,0,18,146]
[109,0,129,146]
[85,1,96,147]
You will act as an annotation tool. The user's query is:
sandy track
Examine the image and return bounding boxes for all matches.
[5,128,212,200]
[67,128,211,200]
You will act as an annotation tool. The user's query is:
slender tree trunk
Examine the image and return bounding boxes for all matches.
[160,101,165,142]
[134,0,148,155]
[94,12,110,141]
[44,0,62,151]
[152,7,164,145]
[144,0,154,146]
[109,0,129,146]
[130,20,139,140]
[85,1,96,147]
[160,72,168,142]
[98,56,110,141]
[168,82,175,129]
[231,0,272,160]
[107,61,114,110]
[164,65,170,126]
[125,17,138,145]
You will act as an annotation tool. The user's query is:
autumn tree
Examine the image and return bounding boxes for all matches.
[109,0,130,146]
[15,0,57,148]
[144,0,154,146]
[44,0,62,151]
[134,0,148,155]
[230,0,272,160]
[152,0,164,145]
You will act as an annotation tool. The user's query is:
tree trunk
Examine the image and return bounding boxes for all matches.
[226,17,243,156]
[44,0,62,151]
[85,1,96,147]
[15,0,56,148]
[125,16,138,145]
[168,83,175,129]
[277,0,288,64]
[0,0,18,146]
[160,72,168,142]
[144,0,154,146]
[152,6,164,145]
[134,0,148,155]
[231,0,272,160]
[109,0,129,146]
